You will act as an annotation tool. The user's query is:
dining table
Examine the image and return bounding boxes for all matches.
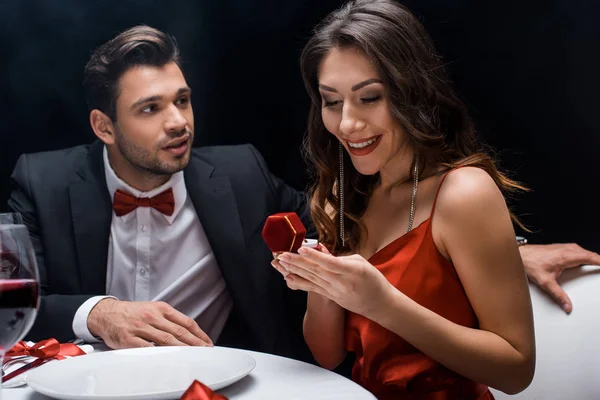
[3,344,376,400]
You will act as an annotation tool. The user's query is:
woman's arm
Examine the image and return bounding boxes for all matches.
[369,167,535,394]
[303,291,347,369]
[273,244,347,370]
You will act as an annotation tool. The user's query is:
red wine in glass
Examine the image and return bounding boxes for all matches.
[0,215,41,376]
[0,279,38,353]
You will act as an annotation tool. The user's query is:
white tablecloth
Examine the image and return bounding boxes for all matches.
[4,348,376,400]
[9,266,599,400]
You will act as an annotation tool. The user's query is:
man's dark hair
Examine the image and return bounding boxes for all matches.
[83,25,181,121]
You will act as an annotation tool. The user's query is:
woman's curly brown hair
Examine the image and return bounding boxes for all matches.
[300,0,527,254]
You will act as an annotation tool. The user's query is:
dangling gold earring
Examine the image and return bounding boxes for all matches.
[339,142,345,248]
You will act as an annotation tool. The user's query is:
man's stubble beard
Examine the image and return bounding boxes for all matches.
[114,127,192,179]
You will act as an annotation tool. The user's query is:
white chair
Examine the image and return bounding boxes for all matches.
[491,265,600,399]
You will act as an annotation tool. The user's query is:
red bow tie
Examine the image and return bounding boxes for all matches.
[113,188,175,217]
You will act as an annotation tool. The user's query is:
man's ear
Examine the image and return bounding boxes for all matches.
[90,110,115,145]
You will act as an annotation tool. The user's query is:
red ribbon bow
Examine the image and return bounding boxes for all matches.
[180,380,228,400]
[3,338,86,382]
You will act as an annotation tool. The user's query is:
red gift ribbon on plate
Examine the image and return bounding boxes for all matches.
[180,380,228,400]
[2,338,86,382]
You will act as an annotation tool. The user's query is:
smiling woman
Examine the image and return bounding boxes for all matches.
[270,0,536,399]
[318,49,406,174]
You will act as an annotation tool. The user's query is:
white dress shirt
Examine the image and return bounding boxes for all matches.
[72,147,233,342]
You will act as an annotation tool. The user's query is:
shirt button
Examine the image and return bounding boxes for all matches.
[139,268,147,276]
[140,225,147,232]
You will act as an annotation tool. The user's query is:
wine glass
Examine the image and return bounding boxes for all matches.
[0,213,40,393]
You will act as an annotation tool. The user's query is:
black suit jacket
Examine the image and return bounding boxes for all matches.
[8,140,315,362]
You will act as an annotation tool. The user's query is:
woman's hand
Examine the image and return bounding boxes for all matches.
[272,245,393,319]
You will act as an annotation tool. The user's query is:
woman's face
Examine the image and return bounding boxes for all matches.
[318,47,409,176]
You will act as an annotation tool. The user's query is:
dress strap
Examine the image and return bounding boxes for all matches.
[429,167,460,219]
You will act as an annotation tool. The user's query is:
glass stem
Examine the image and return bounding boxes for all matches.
[0,352,4,399]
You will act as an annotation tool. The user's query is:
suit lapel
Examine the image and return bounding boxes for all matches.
[69,141,112,294]
[184,154,266,338]
[184,155,248,287]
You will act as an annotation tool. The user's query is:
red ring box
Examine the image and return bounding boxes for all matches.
[262,212,307,253]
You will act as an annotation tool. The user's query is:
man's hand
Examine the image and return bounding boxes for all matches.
[87,299,213,349]
[520,243,600,314]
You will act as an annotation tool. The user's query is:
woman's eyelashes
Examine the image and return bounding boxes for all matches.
[323,99,341,108]
[321,95,382,108]
[362,95,381,104]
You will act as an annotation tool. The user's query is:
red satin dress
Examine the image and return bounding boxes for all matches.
[345,171,494,400]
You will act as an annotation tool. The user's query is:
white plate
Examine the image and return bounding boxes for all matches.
[26,346,256,400]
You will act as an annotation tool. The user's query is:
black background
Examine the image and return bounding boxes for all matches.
[1,0,598,250]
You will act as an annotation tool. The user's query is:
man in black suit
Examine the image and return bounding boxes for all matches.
[8,25,313,361]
